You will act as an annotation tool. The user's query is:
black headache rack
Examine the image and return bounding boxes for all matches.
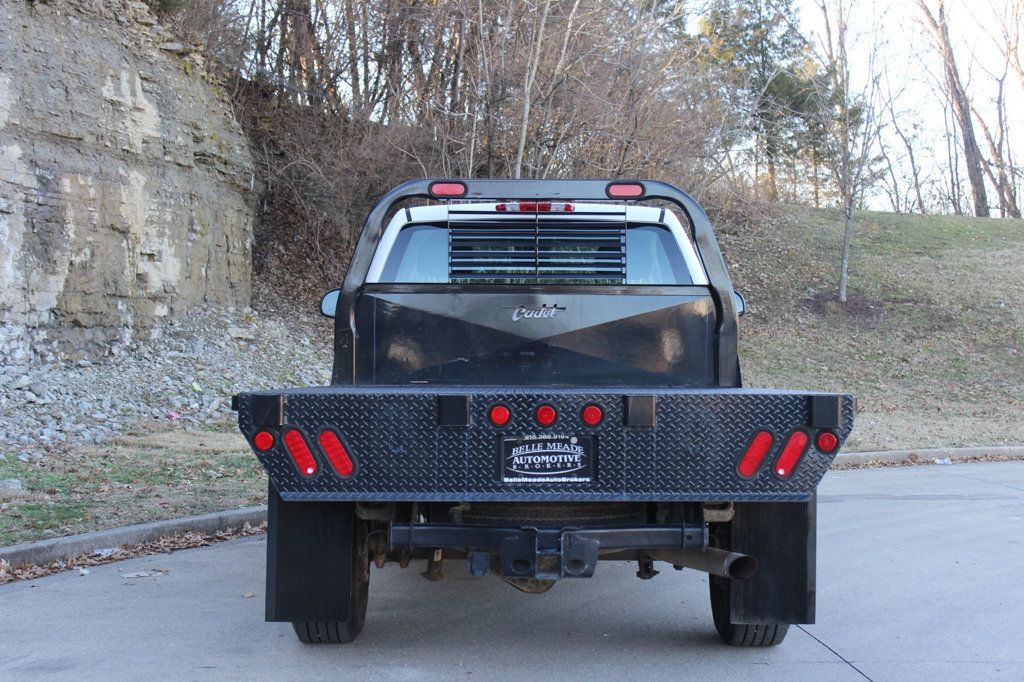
[234,386,854,503]
[333,179,741,387]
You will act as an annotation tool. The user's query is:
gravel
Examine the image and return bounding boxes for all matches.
[0,305,332,453]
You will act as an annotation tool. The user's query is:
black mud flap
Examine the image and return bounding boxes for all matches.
[728,497,816,624]
[266,482,356,622]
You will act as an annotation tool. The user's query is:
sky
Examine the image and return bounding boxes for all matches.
[793,0,1022,213]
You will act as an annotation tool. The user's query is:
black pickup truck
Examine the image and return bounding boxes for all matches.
[234,179,853,647]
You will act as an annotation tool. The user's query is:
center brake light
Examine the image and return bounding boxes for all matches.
[495,201,574,212]
[536,404,557,426]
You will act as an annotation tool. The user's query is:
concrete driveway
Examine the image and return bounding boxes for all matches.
[2,461,1023,681]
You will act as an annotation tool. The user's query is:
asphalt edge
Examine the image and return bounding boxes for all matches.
[833,445,1024,466]
[0,506,267,570]
[3,446,1023,569]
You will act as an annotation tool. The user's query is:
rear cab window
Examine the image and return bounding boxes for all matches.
[367,204,707,286]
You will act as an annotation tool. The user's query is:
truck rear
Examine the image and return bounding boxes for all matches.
[234,179,853,646]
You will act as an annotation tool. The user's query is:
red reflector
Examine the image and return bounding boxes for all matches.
[489,404,511,427]
[581,404,603,426]
[738,431,773,478]
[816,431,839,453]
[429,181,467,197]
[775,431,810,478]
[283,429,318,476]
[606,182,644,198]
[318,431,353,476]
[253,431,274,451]
[495,201,573,212]
[536,404,557,427]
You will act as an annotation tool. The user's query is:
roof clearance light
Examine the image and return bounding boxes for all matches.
[606,182,645,199]
[738,431,773,478]
[318,430,354,476]
[495,201,574,212]
[283,429,318,476]
[775,431,810,478]
[429,181,467,197]
[536,404,557,427]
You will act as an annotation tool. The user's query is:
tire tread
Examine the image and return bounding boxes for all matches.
[709,576,789,647]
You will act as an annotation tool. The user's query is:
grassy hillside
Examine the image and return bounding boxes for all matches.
[719,206,1024,452]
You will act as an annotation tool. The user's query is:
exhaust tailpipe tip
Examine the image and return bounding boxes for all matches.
[724,554,758,580]
[649,547,759,580]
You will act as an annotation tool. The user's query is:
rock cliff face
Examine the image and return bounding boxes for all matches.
[0,0,256,361]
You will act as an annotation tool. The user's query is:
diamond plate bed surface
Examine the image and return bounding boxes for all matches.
[236,387,854,502]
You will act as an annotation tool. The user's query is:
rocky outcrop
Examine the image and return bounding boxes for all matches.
[0,0,256,362]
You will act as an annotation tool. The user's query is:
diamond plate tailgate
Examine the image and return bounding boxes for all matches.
[235,386,854,502]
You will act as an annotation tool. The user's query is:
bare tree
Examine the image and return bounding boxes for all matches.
[812,0,883,303]
[878,73,927,213]
[512,0,552,178]
[916,0,990,217]
[972,0,1022,218]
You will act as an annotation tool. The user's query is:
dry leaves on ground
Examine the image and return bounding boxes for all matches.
[0,521,266,584]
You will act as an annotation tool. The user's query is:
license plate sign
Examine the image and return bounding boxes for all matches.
[501,435,595,484]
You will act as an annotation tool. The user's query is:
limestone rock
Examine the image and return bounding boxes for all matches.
[0,0,256,364]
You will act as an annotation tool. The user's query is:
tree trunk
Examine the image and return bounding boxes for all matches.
[766,153,778,201]
[513,0,551,179]
[812,146,819,208]
[917,1,990,217]
[837,203,854,303]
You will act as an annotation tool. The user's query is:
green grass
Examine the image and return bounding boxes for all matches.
[0,430,265,546]
[722,205,1024,452]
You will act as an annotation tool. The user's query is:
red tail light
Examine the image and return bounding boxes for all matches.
[606,182,645,198]
[495,201,573,212]
[253,431,274,451]
[738,431,773,478]
[283,429,318,476]
[318,431,354,476]
[489,404,511,427]
[536,404,557,426]
[775,431,810,478]
[429,181,467,197]
[581,404,603,426]
[816,431,838,453]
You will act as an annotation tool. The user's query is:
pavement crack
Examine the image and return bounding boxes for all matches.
[796,625,873,681]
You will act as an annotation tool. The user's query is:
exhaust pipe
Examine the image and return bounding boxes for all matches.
[649,547,758,580]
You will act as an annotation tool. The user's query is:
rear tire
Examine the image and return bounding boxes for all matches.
[291,521,370,644]
[709,575,789,646]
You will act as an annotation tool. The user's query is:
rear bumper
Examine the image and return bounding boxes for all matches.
[234,386,854,503]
